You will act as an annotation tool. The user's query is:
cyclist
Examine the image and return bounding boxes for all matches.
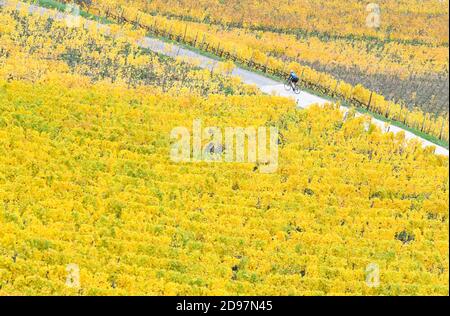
[288,70,299,89]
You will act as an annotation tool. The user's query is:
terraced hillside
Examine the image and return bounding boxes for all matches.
[0,1,448,296]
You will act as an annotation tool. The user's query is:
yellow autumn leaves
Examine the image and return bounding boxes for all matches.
[106,0,448,44]
[0,77,448,295]
[85,0,449,143]
[0,2,257,96]
[0,0,448,297]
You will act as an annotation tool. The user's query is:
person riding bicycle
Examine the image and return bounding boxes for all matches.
[288,71,299,88]
[284,70,301,94]
[288,71,299,83]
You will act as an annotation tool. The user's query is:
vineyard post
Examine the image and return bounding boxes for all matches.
[367,91,373,110]
[193,32,198,46]
[248,53,254,67]
[426,118,432,134]
[349,86,355,106]
[421,116,427,132]
[200,34,206,49]
[119,7,124,23]
[439,118,446,140]
[232,48,238,62]
[334,80,340,96]
[135,12,141,27]
[183,24,188,42]
[385,103,391,118]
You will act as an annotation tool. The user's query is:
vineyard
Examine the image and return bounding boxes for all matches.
[94,0,450,114]
[121,0,448,44]
[0,5,257,96]
[68,0,450,145]
[1,77,449,295]
[0,1,449,296]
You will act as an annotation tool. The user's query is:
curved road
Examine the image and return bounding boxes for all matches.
[139,37,449,156]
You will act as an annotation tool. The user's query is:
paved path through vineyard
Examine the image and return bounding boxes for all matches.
[139,39,449,156]
[4,0,448,156]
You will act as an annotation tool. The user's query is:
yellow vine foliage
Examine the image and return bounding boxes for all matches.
[90,0,449,76]
[0,78,448,295]
[85,0,449,143]
[0,2,258,96]
[0,1,448,296]
[90,0,449,44]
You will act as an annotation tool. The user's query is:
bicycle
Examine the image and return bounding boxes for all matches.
[284,78,301,94]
